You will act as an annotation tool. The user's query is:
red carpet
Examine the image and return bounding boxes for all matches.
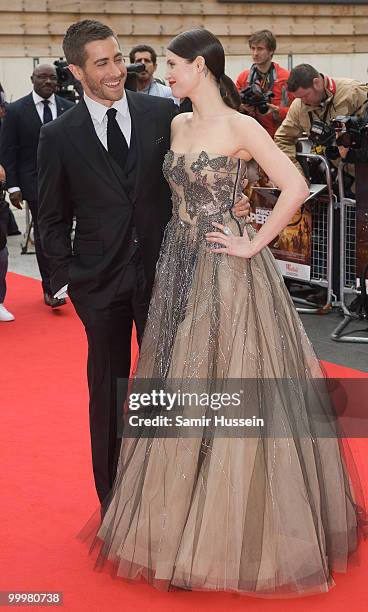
[1,272,368,611]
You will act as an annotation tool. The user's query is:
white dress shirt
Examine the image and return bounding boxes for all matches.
[54,93,132,299]
[32,90,57,122]
[83,92,131,148]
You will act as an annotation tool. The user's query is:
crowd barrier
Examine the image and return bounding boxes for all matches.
[249,149,367,344]
[331,161,368,343]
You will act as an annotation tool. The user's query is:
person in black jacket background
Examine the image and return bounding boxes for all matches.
[0,82,21,237]
[0,164,14,321]
[0,65,74,307]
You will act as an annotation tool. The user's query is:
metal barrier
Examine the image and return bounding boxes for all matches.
[331,161,368,343]
[292,152,336,314]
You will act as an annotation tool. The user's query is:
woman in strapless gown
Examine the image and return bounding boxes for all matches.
[87,29,367,597]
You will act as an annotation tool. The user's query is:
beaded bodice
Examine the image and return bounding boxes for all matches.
[163,150,248,232]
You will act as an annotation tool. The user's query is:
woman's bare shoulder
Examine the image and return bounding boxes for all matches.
[171,112,192,129]
[230,112,275,145]
[227,113,273,160]
[231,112,262,131]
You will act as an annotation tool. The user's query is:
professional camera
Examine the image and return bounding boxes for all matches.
[54,58,82,102]
[307,118,356,196]
[309,120,335,147]
[309,120,340,160]
[332,115,368,149]
[240,84,274,114]
[125,62,146,91]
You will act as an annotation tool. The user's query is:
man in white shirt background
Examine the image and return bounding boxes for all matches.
[129,44,179,105]
[0,64,74,308]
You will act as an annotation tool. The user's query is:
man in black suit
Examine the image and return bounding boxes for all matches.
[0,65,74,307]
[38,20,249,505]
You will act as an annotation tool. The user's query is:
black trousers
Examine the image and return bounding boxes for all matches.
[71,253,151,504]
[0,199,9,303]
[28,199,51,295]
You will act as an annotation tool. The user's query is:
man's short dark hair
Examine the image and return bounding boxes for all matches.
[63,20,117,66]
[129,44,157,65]
[287,64,321,92]
[248,30,276,53]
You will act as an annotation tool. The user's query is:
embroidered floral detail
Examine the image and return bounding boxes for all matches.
[163,150,247,228]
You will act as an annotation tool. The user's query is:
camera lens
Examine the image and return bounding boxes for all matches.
[325,145,340,160]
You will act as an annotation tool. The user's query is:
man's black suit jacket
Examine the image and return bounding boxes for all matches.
[37,92,177,308]
[0,92,74,201]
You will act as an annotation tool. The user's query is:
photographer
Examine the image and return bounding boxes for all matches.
[236,30,293,138]
[274,64,368,175]
[0,164,14,321]
[129,44,179,104]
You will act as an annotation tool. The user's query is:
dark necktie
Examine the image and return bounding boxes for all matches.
[106,107,129,169]
[42,99,53,124]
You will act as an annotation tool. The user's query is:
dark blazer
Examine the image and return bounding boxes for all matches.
[37,92,177,308]
[0,92,74,201]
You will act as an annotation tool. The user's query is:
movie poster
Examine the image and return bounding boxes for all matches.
[355,163,368,287]
[250,187,313,281]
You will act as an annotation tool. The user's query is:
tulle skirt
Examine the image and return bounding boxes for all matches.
[82,217,367,597]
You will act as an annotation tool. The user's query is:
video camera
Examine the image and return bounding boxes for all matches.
[240,83,274,114]
[332,115,368,149]
[54,58,82,102]
[53,58,146,98]
[309,112,368,160]
[125,62,146,91]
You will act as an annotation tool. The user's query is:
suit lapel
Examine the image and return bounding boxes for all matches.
[126,91,156,202]
[55,95,70,116]
[24,93,42,128]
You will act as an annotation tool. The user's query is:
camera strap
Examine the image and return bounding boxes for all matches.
[308,98,335,129]
[249,63,276,92]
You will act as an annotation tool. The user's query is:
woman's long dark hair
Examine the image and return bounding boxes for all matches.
[167,28,241,110]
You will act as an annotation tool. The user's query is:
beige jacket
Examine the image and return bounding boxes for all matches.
[274,76,368,173]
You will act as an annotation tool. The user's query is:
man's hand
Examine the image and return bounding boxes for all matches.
[266,103,281,121]
[0,164,5,183]
[338,145,349,160]
[9,190,23,209]
[232,188,251,221]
